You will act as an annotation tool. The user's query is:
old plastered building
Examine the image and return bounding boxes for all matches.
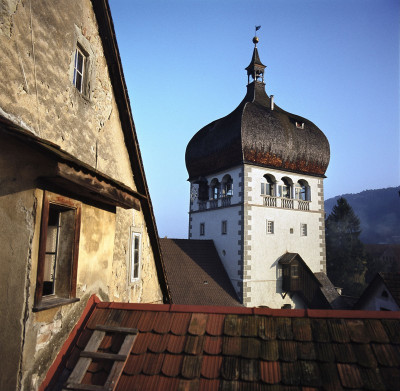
[186,37,330,309]
[0,1,169,389]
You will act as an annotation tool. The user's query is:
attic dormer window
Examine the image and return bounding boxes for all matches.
[295,122,304,129]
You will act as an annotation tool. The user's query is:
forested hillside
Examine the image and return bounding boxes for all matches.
[325,187,400,244]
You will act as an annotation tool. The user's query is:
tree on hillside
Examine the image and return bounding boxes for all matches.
[325,197,367,296]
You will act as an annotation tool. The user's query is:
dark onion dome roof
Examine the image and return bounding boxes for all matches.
[185,41,330,180]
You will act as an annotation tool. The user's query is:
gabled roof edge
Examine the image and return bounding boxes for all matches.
[90,0,171,303]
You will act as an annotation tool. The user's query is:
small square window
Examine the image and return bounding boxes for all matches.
[221,220,227,235]
[130,232,141,282]
[200,223,205,236]
[300,223,307,236]
[290,228,294,234]
[266,220,274,234]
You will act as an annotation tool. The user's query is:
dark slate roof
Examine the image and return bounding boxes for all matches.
[379,272,400,306]
[43,298,400,391]
[159,238,241,306]
[185,48,330,180]
[314,272,352,310]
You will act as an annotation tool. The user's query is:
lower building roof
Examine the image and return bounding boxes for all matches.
[42,296,400,391]
[159,238,241,306]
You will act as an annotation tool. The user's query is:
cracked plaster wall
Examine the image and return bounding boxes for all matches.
[0,1,163,389]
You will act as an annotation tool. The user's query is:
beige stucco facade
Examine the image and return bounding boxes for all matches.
[0,1,165,390]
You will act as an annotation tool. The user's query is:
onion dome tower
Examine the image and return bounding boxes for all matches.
[186,37,330,308]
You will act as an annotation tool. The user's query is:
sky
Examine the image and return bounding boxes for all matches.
[108,0,399,239]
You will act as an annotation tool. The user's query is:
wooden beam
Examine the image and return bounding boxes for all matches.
[56,163,140,210]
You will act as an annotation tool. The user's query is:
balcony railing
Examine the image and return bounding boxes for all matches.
[262,195,310,211]
[221,196,231,207]
[209,199,218,209]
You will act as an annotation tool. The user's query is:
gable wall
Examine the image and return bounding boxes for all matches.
[0,2,164,389]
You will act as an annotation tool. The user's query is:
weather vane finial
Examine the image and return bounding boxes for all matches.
[253,25,261,46]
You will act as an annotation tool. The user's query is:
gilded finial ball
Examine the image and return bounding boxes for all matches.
[253,36,259,44]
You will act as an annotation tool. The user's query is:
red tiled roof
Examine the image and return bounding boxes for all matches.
[43,300,400,391]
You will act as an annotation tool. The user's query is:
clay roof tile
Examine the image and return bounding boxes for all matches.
[223,337,242,356]
[137,311,158,332]
[188,313,208,336]
[336,363,363,388]
[299,361,321,387]
[259,317,276,340]
[310,319,330,343]
[161,354,183,377]
[203,336,223,355]
[171,313,192,335]
[365,320,390,343]
[181,355,203,379]
[292,318,312,342]
[260,340,279,361]
[224,315,243,336]
[371,343,400,367]
[381,319,400,344]
[280,362,302,386]
[166,334,187,354]
[153,312,174,334]
[241,315,259,337]
[276,318,293,340]
[279,341,298,362]
[314,343,335,363]
[142,352,165,376]
[124,354,147,375]
[360,367,386,391]
[240,358,260,381]
[241,337,260,359]
[319,362,344,391]
[326,319,350,343]
[298,342,316,361]
[221,356,240,380]
[201,355,223,379]
[346,319,370,343]
[260,361,281,384]
[199,378,220,391]
[353,344,378,368]
[332,343,357,364]
[206,314,225,336]
[147,333,169,353]
[184,335,205,355]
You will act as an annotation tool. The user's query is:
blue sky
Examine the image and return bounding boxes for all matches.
[109,0,399,239]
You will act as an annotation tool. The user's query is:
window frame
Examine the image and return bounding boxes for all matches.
[34,192,81,311]
[266,220,274,234]
[300,223,308,236]
[129,229,142,283]
[73,45,86,93]
[200,222,205,236]
[221,220,227,235]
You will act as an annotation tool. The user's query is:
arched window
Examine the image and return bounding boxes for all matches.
[261,174,276,196]
[296,180,310,201]
[221,175,233,197]
[279,177,293,198]
[196,178,209,201]
[210,178,220,200]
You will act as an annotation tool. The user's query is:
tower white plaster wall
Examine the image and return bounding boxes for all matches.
[242,164,326,308]
[188,166,243,300]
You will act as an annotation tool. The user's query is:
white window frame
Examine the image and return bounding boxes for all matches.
[129,230,142,283]
[300,223,307,236]
[266,220,274,234]
[73,46,85,93]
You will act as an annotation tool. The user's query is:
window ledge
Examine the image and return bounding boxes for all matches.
[33,297,80,312]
